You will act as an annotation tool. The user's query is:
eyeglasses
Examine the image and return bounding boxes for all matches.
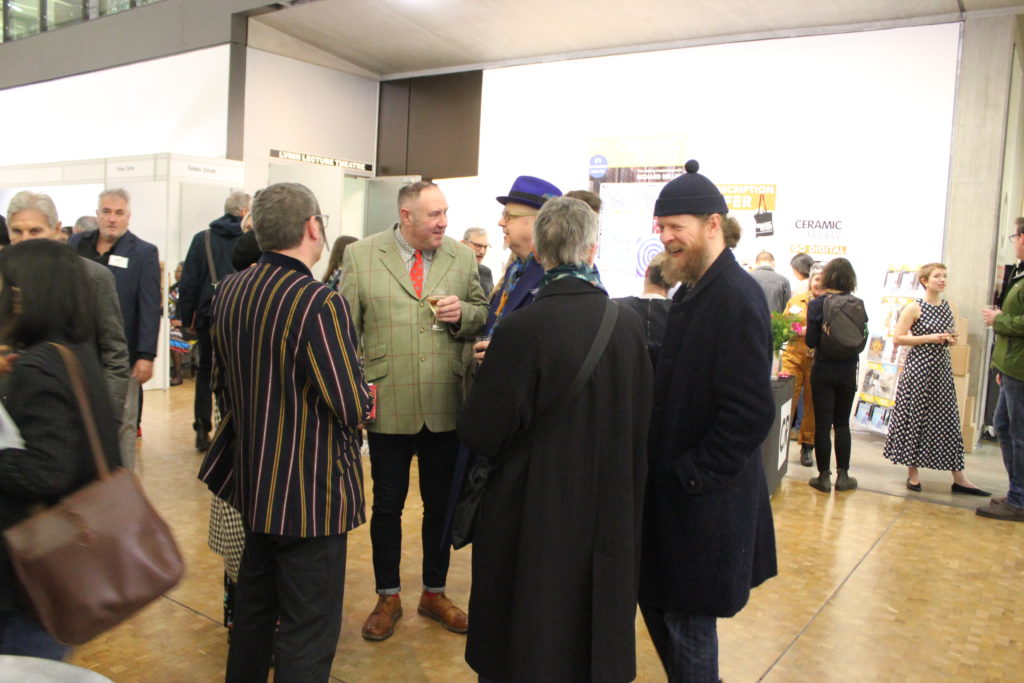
[311,214,330,230]
[468,240,489,251]
[501,210,536,223]
[1010,233,1022,243]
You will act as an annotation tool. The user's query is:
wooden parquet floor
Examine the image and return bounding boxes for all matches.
[66,384,1023,682]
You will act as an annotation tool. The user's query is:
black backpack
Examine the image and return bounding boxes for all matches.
[820,294,867,360]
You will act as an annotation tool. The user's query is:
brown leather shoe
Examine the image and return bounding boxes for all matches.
[417,591,468,634]
[361,594,402,641]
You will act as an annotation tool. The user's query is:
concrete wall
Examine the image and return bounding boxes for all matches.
[944,15,1018,412]
[0,0,275,90]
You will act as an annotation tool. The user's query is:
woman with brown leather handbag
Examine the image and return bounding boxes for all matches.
[0,239,122,659]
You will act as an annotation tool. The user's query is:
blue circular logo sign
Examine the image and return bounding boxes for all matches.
[589,155,609,179]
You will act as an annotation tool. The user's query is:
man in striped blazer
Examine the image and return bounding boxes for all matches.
[340,181,488,642]
[200,182,370,683]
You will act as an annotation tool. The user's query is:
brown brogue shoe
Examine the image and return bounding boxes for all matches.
[417,591,468,634]
[361,594,402,641]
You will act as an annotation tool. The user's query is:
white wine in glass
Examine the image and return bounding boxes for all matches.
[428,289,446,331]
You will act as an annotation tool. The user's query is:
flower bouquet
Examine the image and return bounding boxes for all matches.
[771,312,803,353]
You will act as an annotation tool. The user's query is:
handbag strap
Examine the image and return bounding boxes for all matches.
[204,230,220,287]
[532,298,618,432]
[48,343,111,480]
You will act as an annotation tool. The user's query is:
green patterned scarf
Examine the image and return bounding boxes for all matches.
[539,263,606,292]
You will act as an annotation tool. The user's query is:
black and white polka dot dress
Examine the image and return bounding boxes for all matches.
[883,299,964,470]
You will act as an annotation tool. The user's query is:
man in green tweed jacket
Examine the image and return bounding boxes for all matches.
[340,181,488,641]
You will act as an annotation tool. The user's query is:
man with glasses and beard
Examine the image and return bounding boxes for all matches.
[640,160,778,681]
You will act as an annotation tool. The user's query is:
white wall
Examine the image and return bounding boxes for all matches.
[0,46,230,166]
[476,23,961,313]
[242,48,379,193]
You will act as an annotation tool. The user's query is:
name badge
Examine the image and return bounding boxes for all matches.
[109,255,129,268]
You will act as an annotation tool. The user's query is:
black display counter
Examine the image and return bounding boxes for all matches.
[761,376,794,496]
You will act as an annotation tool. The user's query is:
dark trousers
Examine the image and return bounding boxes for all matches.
[194,325,213,433]
[226,530,348,683]
[640,605,719,682]
[810,361,857,472]
[368,428,458,592]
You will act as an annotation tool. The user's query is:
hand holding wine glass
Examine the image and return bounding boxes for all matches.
[427,288,447,331]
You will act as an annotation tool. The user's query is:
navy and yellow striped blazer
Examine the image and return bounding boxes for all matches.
[199,252,370,537]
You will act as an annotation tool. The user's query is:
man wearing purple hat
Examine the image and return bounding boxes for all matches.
[640,160,778,680]
[471,175,561,362]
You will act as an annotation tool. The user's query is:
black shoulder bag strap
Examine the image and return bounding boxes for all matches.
[204,230,219,288]
[451,298,618,549]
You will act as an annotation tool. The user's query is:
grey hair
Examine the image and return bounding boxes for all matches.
[397,181,438,211]
[74,215,99,232]
[251,183,320,252]
[7,191,59,229]
[533,196,599,269]
[224,191,252,216]
[99,188,131,209]
[463,227,486,241]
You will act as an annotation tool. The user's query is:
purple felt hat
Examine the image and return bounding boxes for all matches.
[496,176,562,209]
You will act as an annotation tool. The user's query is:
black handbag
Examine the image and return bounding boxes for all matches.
[451,299,619,549]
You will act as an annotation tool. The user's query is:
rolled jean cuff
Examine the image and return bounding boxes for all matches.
[424,585,446,594]
[377,587,400,596]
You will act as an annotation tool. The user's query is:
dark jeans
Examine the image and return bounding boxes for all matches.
[0,611,69,661]
[194,325,213,434]
[811,361,857,472]
[640,605,719,682]
[993,373,1024,508]
[368,428,458,592]
[226,531,348,683]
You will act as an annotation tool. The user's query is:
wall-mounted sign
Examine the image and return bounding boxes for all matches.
[270,149,373,173]
[106,158,155,179]
[168,159,244,184]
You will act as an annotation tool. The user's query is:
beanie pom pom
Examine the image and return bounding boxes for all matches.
[684,159,700,173]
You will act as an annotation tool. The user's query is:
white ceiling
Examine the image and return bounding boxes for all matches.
[255,0,1024,79]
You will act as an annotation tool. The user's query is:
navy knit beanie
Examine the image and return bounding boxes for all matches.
[653,160,729,217]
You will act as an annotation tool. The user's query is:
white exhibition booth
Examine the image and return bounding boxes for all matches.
[0,154,245,390]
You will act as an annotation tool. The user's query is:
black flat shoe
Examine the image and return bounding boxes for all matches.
[952,483,991,497]
[906,479,922,492]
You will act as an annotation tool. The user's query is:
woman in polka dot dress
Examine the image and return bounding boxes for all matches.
[883,263,990,496]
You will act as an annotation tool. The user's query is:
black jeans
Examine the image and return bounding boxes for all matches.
[368,428,458,592]
[194,325,213,433]
[226,531,348,683]
[810,361,858,472]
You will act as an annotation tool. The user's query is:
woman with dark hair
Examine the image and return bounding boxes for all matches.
[883,263,989,495]
[805,257,867,493]
[0,239,121,660]
[323,235,358,291]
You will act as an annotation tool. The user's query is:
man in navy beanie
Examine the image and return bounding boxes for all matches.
[639,160,778,681]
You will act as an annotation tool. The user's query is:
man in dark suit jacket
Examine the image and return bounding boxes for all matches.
[199,182,370,682]
[640,161,778,681]
[70,188,161,468]
[461,227,493,295]
[178,190,250,451]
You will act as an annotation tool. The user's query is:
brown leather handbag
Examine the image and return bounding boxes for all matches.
[2,343,185,645]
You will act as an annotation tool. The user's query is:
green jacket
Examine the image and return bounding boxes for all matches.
[993,276,1024,381]
[340,229,487,434]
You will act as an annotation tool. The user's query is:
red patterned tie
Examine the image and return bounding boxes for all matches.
[410,249,424,297]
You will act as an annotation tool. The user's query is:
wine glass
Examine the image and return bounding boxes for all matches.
[427,288,447,331]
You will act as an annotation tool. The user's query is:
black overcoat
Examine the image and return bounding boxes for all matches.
[640,248,778,617]
[458,277,653,683]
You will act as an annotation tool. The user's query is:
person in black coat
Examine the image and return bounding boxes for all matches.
[0,240,121,660]
[614,250,676,345]
[177,191,250,450]
[458,197,653,682]
[640,161,778,682]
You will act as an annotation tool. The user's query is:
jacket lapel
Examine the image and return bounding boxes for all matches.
[376,231,419,299]
[423,239,456,296]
